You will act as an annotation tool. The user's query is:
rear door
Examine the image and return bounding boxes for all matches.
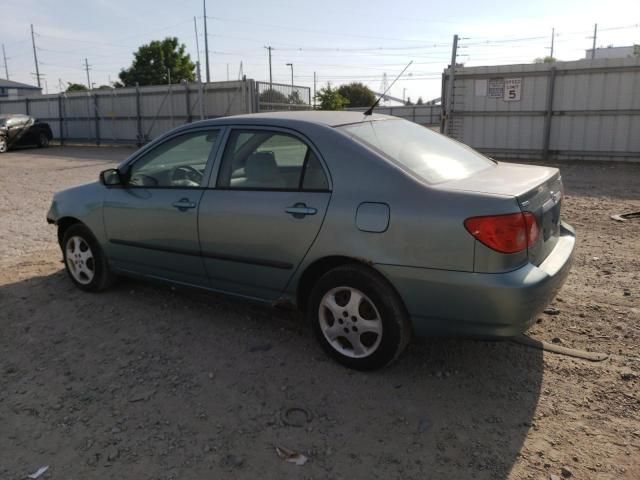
[198,127,332,300]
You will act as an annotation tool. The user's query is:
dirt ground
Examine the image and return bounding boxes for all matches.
[1,146,638,480]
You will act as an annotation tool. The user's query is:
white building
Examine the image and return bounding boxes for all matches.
[585,45,640,59]
[0,79,42,99]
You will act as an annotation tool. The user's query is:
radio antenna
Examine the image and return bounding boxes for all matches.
[364,60,413,116]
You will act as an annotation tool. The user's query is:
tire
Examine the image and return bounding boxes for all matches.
[61,224,115,292]
[308,264,412,370]
[38,132,50,148]
[0,137,7,153]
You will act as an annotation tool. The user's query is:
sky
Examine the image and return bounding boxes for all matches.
[1,0,639,102]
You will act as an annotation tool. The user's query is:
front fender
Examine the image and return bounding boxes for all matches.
[47,182,107,244]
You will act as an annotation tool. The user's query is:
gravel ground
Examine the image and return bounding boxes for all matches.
[0,146,639,480]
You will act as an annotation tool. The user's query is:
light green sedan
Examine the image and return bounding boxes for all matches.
[48,111,575,370]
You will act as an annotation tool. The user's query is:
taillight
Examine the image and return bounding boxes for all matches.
[464,212,539,254]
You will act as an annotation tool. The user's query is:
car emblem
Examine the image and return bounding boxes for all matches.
[550,190,561,204]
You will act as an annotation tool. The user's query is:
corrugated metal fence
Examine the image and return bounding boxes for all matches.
[0,80,309,145]
[347,104,441,126]
[442,57,640,161]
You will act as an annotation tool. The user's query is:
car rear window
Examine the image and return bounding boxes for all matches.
[338,119,494,184]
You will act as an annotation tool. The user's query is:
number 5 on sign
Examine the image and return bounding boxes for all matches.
[504,78,522,101]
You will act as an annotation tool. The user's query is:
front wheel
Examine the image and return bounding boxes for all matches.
[62,224,115,292]
[308,264,412,370]
[0,137,7,153]
[38,132,50,148]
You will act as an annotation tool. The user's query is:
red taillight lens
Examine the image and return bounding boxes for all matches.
[464,212,539,254]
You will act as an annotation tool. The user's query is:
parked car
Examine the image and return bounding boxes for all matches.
[47,111,575,370]
[0,114,53,153]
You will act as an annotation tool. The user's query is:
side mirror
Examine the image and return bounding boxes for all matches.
[100,168,123,186]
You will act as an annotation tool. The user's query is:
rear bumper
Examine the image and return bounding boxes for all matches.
[376,222,576,338]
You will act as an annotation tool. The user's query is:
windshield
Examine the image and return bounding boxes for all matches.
[339,119,494,184]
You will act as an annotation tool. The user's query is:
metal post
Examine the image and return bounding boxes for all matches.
[203,0,210,83]
[265,46,273,88]
[313,71,317,109]
[58,94,64,145]
[550,27,555,59]
[591,24,598,59]
[184,80,192,123]
[196,61,204,120]
[168,68,174,127]
[542,67,557,161]
[25,98,29,115]
[443,34,458,136]
[286,63,293,89]
[2,44,8,80]
[30,24,41,88]
[93,92,100,146]
[135,82,142,146]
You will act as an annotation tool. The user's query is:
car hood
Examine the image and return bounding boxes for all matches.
[435,161,559,198]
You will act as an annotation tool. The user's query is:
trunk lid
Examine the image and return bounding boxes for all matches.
[440,162,563,266]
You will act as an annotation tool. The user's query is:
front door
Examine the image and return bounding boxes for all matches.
[198,128,331,300]
[103,129,221,286]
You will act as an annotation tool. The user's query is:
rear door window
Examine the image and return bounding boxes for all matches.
[217,129,329,191]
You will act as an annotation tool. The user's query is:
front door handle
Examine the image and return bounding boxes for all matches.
[285,203,317,218]
[172,198,197,211]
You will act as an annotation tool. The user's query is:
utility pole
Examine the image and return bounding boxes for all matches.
[403,87,406,103]
[84,58,91,90]
[591,23,598,59]
[2,44,8,80]
[313,71,317,109]
[443,34,459,136]
[203,0,210,83]
[194,16,201,76]
[226,63,229,81]
[30,24,41,88]
[265,46,273,89]
[550,27,555,59]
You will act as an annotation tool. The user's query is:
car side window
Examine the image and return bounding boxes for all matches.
[126,130,219,188]
[217,129,328,191]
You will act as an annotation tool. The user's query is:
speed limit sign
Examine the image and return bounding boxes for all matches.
[504,78,522,101]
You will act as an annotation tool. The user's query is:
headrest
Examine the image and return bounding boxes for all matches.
[245,151,278,180]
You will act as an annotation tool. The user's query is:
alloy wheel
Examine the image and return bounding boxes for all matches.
[318,286,383,358]
[65,236,95,285]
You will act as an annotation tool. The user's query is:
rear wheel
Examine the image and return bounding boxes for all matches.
[62,224,115,292]
[38,132,50,148]
[308,264,411,370]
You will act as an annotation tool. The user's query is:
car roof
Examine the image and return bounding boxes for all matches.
[0,114,30,119]
[200,110,396,128]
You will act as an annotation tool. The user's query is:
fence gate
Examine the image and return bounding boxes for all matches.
[256,82,312,111]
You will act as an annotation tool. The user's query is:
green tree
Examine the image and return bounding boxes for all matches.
[416,97,424,105]
[66,83,88,92]
[118,37,195,87]
[534,56,557,64]
[336,82,376,108]
[405,97,413,106]
[315,83,349,110]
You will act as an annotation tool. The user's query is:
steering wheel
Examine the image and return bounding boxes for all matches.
[171,165,202,187]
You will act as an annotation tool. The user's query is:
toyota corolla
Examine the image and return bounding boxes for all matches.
[47,111,575,370]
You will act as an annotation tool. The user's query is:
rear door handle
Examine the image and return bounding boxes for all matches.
[285,203,317,218]
[172,198,197,211]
